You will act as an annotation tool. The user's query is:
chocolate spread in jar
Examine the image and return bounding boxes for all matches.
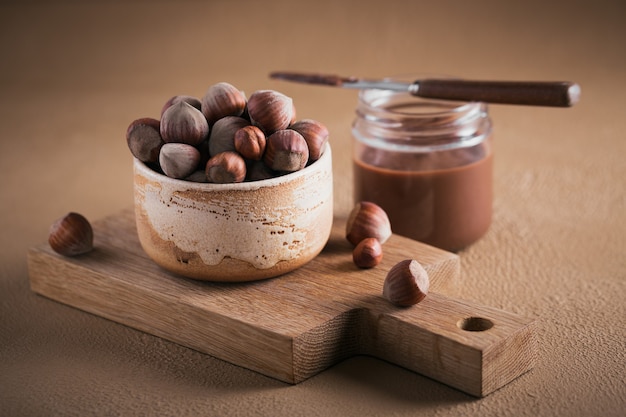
[353,143,492,252]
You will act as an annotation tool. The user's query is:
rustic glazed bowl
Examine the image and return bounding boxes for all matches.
[133,145,333,282]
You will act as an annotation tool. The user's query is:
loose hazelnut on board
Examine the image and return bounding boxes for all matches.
[48,212,94,256]
[346,201,392,246]
[234,125,266,161]
[159,143,201,179]
[160,101,210,146]
[208,116,250,156]
[263,129,309,172]
[289,119,329,162]
[201,82,247,125]
[352,237,383,268]
[205,151,247,183]
[383,259,430,307]
[160,95,202,116]
[247,90,294,134]
[126,117,164,164]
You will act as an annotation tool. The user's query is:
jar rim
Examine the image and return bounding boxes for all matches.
[353,79,492,152]
[357,88,485,118]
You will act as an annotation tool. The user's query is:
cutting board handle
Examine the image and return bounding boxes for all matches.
[294,294,536,397]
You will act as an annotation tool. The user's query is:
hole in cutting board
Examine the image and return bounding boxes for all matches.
[457,317,494,332]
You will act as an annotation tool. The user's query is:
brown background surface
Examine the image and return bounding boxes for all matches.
[1,0,624,416]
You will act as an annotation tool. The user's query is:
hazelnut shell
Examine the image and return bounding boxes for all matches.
[383,259,430,307]
[234,125,266,161]
[352,237,383,268]
[208,116,250,156]
[161,95,202,116]
[247,90,294,134]
[263,129,309,172]
[205,151,247,183]
[48,212,94,256]
[289,119,329,162]
[201,82,247,125]
[346,201,392,246]
[160,101,209,146]
[159,143,201,179]
[126,117,164,164]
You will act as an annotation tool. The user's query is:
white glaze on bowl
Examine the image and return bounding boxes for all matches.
[133,145,333,281]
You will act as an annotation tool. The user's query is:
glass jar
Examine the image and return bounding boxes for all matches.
[352,82,493,252]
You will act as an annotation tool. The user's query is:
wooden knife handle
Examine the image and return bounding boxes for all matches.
[414,79,581,107]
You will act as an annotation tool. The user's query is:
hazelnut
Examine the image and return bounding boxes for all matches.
[234,125,266,161]
[290,102,297,125]
[247,90,294,134]
[185,170,210,183]
[208,116,250,156]
[289,119,329,162]
[161,95,202,116]
[246,160,276,182]
[160,101,209,146]
[126,118,164,164]
[201,82,247,125]
[352,237,383,268]
[48,212,94,256]
[346,201,392,246]
[263,129,309,172]
[159,143,201,179]
[205,151,246,183]
[196,139,211,168]
[383,259,430,307]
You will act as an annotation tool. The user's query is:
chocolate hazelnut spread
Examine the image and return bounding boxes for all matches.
[353,145,492,252]
[352,85,493,252]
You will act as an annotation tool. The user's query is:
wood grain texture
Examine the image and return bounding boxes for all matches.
[27,209,536,397]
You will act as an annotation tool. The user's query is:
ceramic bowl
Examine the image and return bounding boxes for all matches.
[133,145,333,282]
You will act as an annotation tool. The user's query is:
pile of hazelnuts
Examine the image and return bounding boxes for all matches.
[126,82,329,183]
[48,82,427,309]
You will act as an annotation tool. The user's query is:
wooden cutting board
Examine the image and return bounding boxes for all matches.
[27,209,536,397]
